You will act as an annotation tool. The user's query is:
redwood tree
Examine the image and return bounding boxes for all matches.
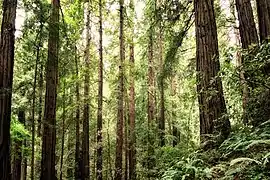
[96,0,103,178]
[194,0,230,146]
[256,0,270,43]
[128,0,136,179]
[0,0,17,178]
[115,0,125,178]
[236,0,258,49]
[74,46,82,180]
[40,0,59,178]
[82,1,91,179]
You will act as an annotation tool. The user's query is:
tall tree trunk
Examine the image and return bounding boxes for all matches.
[60,80,66,180]
[96,0,103,178]
[256,0,270,43]
[107,121,113,180]
[124,95,129,180]
[236,0,258,49]
[37,64,43,137]
[31,36,41,180]
[147,28,155,177]
[12,110,25,180]
[40,0,59,178]
[74,46,82,180]
[128,1,136,177]
[22,120,28,180]
[158,24,165,147]
[82,1,91,179]
[195,0,230,147]
[0,0,17,178]
[115,0,125,178]
[235,0,258,125]
[171,75,179,147]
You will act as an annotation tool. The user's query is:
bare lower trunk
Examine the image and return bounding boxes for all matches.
[195,0,230,147]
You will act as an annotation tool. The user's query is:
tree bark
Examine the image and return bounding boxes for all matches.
[128,0,136,177]
[74,46,82,180]
[235,0,258,125]
[171,75,179,147]
[236,0,258,49]
[0,0,17,178]
[37,64,43,137]
[194,0,230,147]
[40,0,59,178]
[12,110,25,180]
[59,79,66,180]
[147,27,156,177]
[115,0,125,178]
[256,0,270,43]
[158,24,165,147]
[82,1,91,179]
[96,0,103,178]
[31,36,41,180]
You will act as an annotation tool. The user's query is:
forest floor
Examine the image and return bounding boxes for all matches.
[161,121,270,179]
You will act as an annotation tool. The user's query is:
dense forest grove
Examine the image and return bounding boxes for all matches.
[1,0,270,179]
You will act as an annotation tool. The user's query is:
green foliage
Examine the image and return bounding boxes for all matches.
[10,115,30,142]
[161,121,270,179]
[242,43,270,126]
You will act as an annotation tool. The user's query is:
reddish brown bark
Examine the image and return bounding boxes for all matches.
[236,0,258,49]
[195,0,230,146]
[115,0,125,178]
[0,0,17,178]
[128,3,136,177]
[256,0,270,43]
[40,0,59,178]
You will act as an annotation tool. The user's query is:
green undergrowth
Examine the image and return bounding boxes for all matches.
[161,122,270,180]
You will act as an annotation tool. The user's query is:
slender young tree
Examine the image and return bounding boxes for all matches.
[128,0,136,179]
[59,79,66,180]
[256,0,270,43]
[171,75,179,147]
[194,0,230,146]
[12,110,25,180]
[147,24,155,177]
[74,46,82,180]
[0,0,18,178]
[40,0,59,178]
[82,1,91,179]
[158,23,165,147]
[37,64,43,137]
[115,0,125,178]
[31,35,41,180]
[96,0,103,178]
